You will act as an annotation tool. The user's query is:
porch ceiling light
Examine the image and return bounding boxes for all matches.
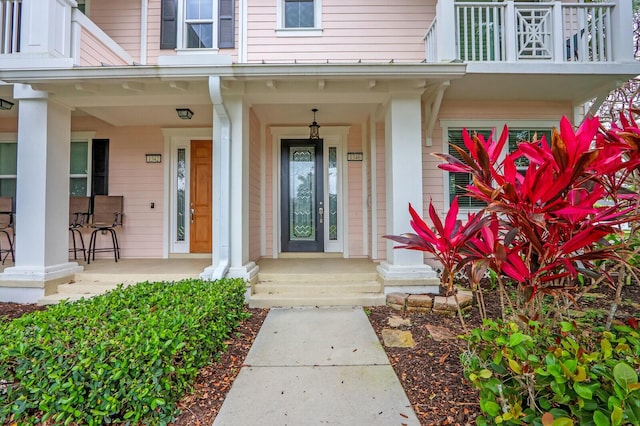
[309,108,320,139]
[176,108,194,119]
[0,99,14,110]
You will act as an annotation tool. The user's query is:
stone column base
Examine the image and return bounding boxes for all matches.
[0,262,83,303]
[377,261,440,295]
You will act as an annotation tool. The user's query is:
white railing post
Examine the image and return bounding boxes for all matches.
[436,0,456,62]
[0,0,22,54]
[504,0,516,62]
[552,1,564,63]
[610,0,634,62]
[18,0,76,57]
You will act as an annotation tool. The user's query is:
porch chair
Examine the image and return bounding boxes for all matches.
[87,195,124,264]
[69,196,91,261]
[0,196,15,264]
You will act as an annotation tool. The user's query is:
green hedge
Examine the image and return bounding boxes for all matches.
[0,278,248,425]
[461,319,640,425]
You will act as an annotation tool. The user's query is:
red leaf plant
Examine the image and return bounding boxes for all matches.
[387,115,640,322]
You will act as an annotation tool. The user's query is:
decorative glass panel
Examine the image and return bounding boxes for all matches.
[285,0,314,28]
[0,143,17,175]
[328,147,338,241]
[177,148,186,241]
[70,142,88,175]
[289,146,315,241]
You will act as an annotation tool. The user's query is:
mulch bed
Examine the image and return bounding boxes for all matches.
[1,282,638,426]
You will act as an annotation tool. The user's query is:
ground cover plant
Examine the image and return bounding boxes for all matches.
[0,278,248,425]
[386,110,640,425]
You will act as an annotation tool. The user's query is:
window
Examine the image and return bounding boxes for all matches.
[184,0,214,48]
[160,0,235,50]
[277,0,321,33]
[70,141,89,196]
[0,142,17,199]
[285,0,314,28]
[446,124,552,209]
[77,0,88,15]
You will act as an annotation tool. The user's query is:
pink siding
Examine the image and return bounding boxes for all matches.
[248,109,262,261]
[375,122,386,261]
[246,0,434,63]
[89,0,142,62]
[79,28,130,66]
[72,117,165,258]
[347,124,364,256]
[0,118,17,132]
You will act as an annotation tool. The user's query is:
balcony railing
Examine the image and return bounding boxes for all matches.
[426,1,615,63]
[0,0,20,54]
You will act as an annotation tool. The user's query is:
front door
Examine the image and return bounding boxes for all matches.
[190,140,212,253]
[281,139,324,252]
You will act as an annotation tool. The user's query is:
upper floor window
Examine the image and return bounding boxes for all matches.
[445,123,552,209]
[77,0,88,15]
[277,0,322,34]
[285,0,314,28]
[161,0,235,50]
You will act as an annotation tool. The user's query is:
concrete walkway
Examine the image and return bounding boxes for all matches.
[213,306,420,426]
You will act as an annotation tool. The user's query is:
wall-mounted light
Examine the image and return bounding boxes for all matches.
[176,108,193,119]
[309,108,320,139]
[145,153,162,163]
[0,99,14,110]
[347,152,364,161]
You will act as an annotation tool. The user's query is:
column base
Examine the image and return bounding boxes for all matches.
[377,261,440,295]
[200,261,259,302]
[0,262,83,303]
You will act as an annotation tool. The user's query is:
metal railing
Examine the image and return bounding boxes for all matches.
[0,0,21,54]
[426,1,615,63]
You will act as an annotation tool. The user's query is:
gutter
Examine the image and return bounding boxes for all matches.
[201,75,231,280]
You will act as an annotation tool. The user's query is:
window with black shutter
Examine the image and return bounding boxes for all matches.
[160,0,235,50]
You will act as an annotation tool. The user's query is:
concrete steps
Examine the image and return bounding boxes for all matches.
[250,268,385,308]
[37,272,201,306]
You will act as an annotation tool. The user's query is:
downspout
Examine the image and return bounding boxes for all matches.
[202,75,231,279]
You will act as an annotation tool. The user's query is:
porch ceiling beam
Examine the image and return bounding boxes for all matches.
[122,81,145,92]
[73,83,99,93]
[169,81,189,91]
[266,80,276,90]
[76,107,126,127]
[318,80,325,90]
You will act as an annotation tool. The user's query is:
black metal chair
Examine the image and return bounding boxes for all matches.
[87,195,124,264]
[69,196,91,261]
[0,196,15,264]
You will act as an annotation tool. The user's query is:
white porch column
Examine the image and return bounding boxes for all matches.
[0,84,82,303]
[201,78,257,289]
[226,96,258,283]
[377,91,439,294]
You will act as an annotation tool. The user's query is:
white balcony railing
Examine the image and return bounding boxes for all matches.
[0,0,21,54]
[428,1,615,63]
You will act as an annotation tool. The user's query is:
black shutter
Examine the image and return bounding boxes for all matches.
[160,0,177,49]
[91,139,109,196]
[218,0,235,48]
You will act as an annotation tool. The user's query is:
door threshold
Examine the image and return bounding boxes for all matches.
[169,253,211,259]
[279,252,343,259]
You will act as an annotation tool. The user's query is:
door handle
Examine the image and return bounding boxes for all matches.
[190,208,195,224]
[318,207,324,224]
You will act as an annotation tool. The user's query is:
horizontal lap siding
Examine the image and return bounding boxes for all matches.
[89,0,142,62]
[80,29,130,66]
[347,124,364,257]
[247,0,434,63]
[72,118,165,259]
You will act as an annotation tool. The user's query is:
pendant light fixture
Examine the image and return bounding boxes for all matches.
[309,108,320,139]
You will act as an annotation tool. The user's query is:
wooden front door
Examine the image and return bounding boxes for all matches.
[190,140,212,253]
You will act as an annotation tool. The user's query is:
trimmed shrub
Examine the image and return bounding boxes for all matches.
[0,278,248,425]
[461,319,640,425]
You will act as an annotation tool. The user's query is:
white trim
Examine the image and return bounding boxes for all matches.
[440,119,558,210]
[369,109,378,260]
[0,133,18,142]
[260,120,266,256]
[361,119,368,257]
[240,0,248,62]
[276,0,323,33]
[162,128,213,256]
[140,0,149,65]
[270,126,349,257]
